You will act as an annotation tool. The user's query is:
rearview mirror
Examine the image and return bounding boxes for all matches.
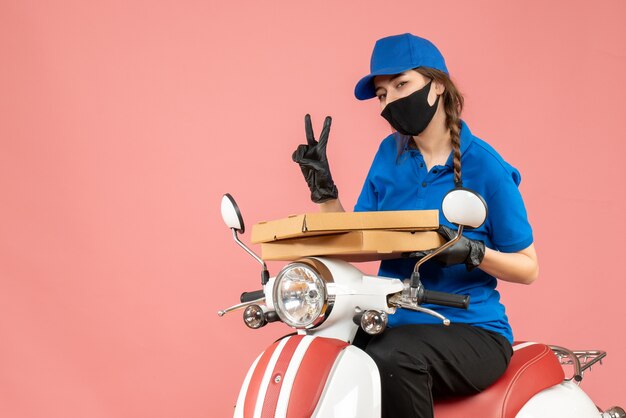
[221,193,245,233]
[441,188,487,229]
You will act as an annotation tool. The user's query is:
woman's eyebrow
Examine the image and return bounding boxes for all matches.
[375,73,407,93]
[390,73,406,81]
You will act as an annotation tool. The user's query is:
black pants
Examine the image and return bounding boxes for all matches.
[353,323,513,418]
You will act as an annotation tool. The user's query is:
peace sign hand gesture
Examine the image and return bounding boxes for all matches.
[292,114,339,203]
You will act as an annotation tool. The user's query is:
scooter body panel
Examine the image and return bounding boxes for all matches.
[234,335,380,418]
[516,381,600,418]
[312,345,381,418]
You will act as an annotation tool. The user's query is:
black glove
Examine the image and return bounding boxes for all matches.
[405,225,486,271]
[292,114,338,203]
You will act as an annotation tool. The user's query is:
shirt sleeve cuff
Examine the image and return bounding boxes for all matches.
[494,235,534,253]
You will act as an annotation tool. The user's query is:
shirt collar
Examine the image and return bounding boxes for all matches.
[401,119,474,165]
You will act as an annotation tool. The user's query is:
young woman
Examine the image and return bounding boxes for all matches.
[292,33,538,418]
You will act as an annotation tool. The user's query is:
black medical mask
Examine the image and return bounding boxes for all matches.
[380,79,439,136]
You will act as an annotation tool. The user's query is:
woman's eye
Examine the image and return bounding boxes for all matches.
[377,94,386,101]
[396,81,407,88]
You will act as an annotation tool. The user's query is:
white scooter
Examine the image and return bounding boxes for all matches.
[218,189,624,418]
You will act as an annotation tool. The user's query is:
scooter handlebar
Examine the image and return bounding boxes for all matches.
[420,289,470,310]
[240,290,265,303]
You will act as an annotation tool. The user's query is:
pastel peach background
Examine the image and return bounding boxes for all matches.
[1,1,625,417]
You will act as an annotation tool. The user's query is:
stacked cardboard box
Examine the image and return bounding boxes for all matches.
[251,210,444,262]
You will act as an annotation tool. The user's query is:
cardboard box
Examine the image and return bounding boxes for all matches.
[259,230,444,262]
[250,210,442,262]
[251,210,439,244]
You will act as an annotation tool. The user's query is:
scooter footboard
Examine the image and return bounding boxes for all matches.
[233,335,380,418]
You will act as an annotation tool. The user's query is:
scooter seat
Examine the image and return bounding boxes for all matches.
[433,341,565,418]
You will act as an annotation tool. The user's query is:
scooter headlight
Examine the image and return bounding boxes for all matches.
[273,261,332,328]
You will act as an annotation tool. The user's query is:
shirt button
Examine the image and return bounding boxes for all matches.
[420,163,424,168]
[422,182,427,187]
[433,169,438,174]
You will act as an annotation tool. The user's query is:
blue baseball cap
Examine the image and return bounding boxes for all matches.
[354,33,449,100]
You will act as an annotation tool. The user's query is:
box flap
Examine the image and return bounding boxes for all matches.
[251,214,306,243]
[251,210,439,244]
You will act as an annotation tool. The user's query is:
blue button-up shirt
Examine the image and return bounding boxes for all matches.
[354,120,533,343]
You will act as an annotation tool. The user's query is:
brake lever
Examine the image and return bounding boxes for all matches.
[388,294,451,326]
[217,297,265,317]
